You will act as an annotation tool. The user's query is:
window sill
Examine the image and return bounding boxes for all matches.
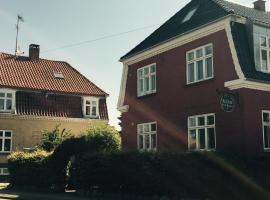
[137,91,157,99]
[186,77,215,87]
[83,116,100,120]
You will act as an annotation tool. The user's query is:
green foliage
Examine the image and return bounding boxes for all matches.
[75,152,270,200]
[8,150,52,190]
[40,124,73,151]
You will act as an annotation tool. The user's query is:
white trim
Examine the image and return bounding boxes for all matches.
[0,114,108,123]
[224,79,270,92]
[117,63,128,111]
[259,35,270,73]
[0,130,12,153]
[118,105,129,113]
[137,63,156,97]
[224,22,245,79]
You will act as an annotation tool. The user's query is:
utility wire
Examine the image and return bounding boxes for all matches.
[41,23,161,54]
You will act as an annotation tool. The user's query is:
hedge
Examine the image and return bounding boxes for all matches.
[8,150,52,190]
[74,152,270,200]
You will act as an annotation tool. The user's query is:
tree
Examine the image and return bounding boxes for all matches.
[40,124,73,152]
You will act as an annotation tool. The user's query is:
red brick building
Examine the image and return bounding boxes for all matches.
[118,0,270,155]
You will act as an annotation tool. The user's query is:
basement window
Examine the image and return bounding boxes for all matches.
[53,72,64,79]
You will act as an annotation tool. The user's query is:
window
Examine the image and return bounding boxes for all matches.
[137,64,156,97]
[137,122,157,151]
[262,111,270,150]
[186,44,213,84]
[182,7,197,23]
[188,114,216,151]
[0,168,9,175]
[0,130,12,153]
[53,72,64,79]
[83,98,99,118]
[260,36,270,72]
[0,90,15,112]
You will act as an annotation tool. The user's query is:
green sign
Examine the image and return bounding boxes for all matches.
[220,94,235,112]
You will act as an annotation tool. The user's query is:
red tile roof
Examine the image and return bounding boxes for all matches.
[0,53,107,96]
[16,91,109,120]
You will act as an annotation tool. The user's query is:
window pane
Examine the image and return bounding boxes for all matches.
[261,50,268,70]
[187,52,194,61]
[138,135,144,150]
[261,36,267,47]
[5,132,11,137]
[263,112,270,123]
[198,129,206,150]
[196,60,204,80]
[150,65,156,73]
[0,139,2,151]
[207,128,215,149]
[4,139,11,151]
[206,57,213,78]
[196,49,203,58]
[207,115,215,125]
[0,93,4,98]
[7,93,12,98]
[189,117,196,127]
[92,101,96,106]
[6,99,12,110]
[151,134,157,149]
[151,75,156,91]
[92,106,97,116]
[86,106,90,116]
[138,125,143,134]
[144,124,150,133]
[145,77,150,92]
[205,46,213,55]
[139,79,144,93]
[145,134,150,149]
[264,126,270,149]
[198,116,205,126]
[144,67,149,75]
[2,168,9,175]
[138,69,143,77]
[86,100,91,105]
[0,99,4,110]
[189,129,197,150]
[0,131,3,137]
[188,63,195,83]
[151,123,157,132]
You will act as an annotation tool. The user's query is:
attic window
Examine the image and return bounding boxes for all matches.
[182,7,197,23]
[53,72,64,79]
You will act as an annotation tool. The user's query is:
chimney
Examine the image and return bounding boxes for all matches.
[253,0,266,12]
[29,44,40,60]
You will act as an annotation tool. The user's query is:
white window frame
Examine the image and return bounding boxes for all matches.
[186,44,214,84]
[137,122,157,151]
[262,110,270,151]
[188,113,216,151]
[0,168,9,176]
[82,97,99,119]
[0,89,16,113]
[137,63,157,97]
[259,35,270,73]
[0,130,12,153]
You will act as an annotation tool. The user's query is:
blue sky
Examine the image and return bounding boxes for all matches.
[0,0,268,129]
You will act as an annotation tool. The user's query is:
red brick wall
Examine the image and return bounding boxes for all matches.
[121,30,245,152]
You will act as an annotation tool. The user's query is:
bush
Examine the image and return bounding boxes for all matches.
[74,152,270,200]
[40,124,73,151]
[8,150,52,190]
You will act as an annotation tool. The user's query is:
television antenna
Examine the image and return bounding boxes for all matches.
[15,15,24,56]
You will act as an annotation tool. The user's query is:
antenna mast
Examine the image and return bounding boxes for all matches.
[15,15,24,56]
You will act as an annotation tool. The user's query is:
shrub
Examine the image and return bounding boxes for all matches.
[74,152,270,200]
[40,124,73,151]
[8,150,52,190]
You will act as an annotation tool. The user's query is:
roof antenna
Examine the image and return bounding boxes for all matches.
[15,15,24,57]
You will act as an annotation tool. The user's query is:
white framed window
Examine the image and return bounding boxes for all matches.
[188,113,216,151]
[0,168,9,175]
[186,44,213,84]
[83,97,99,118]
[137,122,157,151]
[0,89,16,113]
[260,36,270,73]
[137,63,156,97]
[262,111,270,151]
[0,130,12,153]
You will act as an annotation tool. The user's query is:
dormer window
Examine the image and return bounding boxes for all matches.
[83,97,99,118]
[0,89,15,113]
[260,36,270,72]
[53,72,64,79]
[181,7,197,23]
